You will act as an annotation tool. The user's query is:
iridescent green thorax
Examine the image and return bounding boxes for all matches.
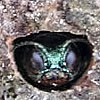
[33,42,70,71]
[43,47,66,69]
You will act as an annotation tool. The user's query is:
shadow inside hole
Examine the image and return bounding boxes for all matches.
[13,31,93,92]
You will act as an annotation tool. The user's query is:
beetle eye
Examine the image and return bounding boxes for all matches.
[31,52,44,70]
[14,44,45,77]
[66,51,76,66]
[64,40,92,78]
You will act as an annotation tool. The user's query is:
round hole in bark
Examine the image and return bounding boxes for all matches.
[13,31,93,91]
